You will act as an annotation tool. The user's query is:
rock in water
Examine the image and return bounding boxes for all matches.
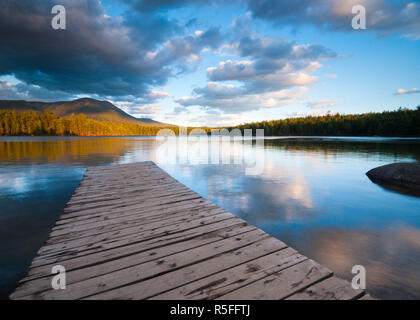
[366,162,420,195]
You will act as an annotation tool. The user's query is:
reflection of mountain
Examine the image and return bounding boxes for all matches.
[265,138,420,162]
[0,138,135,166]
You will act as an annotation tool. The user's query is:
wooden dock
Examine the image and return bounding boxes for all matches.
[10,161,372,300]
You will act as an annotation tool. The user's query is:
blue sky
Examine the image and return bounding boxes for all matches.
[0,0,419,126]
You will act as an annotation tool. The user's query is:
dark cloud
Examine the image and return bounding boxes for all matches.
[122,0,236,12]
[237,36,291,59]
[246,0,316,24]
[0,0,164,97]
[0,0,223,101]
[123,0,420,39]
[246,0,420,39]
[0,80,75,101]
[129,0,204,12]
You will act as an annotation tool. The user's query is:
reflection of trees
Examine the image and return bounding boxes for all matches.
[264,139,420,162]
[0,138,132,165]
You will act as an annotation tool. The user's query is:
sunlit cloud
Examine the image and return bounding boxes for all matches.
[395,88,420,95]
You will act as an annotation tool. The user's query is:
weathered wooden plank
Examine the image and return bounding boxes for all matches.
[12,224,256,298]
[80,162,160,175]
[29,218,248,270]
[38,208,229,259]
[49,202,222,238]
[85,237,288,300]
[80,169,166,182]
[21,223,255,283]
[11,161,371,300]
[66,181,185,206]
[34,211,238,261]
[54,201,217,230]
[58,197,212,223]
[151,248,306,300]
[78,166,171,181]
[71,177,178,199]
[217,259,333,300]
[81,162,156,176]
[358,294,377,300]
[60,193,205,219]
[70,178,188,199]
[14,229,269,299]
[75,172,174,192]
[52,202,218,236]
[71,174,183,196]
[73,178,176,196]
[63,189,198,215]
[285,276,364,300]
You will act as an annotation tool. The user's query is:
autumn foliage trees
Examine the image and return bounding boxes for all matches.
[0,109,173,136]
[0,107,419,136]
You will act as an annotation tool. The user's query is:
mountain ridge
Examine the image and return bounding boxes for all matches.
[0,98,169,126]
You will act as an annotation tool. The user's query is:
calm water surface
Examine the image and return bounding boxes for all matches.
[0,136,420,299]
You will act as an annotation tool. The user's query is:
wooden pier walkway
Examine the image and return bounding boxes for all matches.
[11,161,372,300]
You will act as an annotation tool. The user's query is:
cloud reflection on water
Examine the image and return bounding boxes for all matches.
[1,136,420,299]
[303,225,420,300]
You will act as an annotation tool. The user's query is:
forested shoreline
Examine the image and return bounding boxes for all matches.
[235,107,420,137]
[0,109,177,136]
[0,107,419,137]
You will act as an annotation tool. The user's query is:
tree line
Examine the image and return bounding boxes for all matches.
[0,107,419,136]
[234,107,420,137]
[0,109,178,136]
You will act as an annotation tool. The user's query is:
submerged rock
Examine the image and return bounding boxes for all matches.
[366,162,420,196]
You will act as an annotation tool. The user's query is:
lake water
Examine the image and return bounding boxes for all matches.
[0,136,420,299]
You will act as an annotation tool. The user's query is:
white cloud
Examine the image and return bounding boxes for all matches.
[325,73,337,79]
[176,85,308,113]
[0,79,74,101]
[284,109,335,118]
[207,60,257,81]
[395,88,420,95]
[147,91,172,99]
[130,105,163,117]
[112,101,164,119]
[164,106,244,127]
[306,99,340,109]
[175,29,336,117]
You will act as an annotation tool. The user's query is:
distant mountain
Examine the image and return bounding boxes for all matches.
[0,98,169,126]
